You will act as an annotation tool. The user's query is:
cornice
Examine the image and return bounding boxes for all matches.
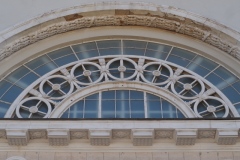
[0,120,240,148]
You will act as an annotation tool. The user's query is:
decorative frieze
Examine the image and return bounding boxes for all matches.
[29,129,47,139]
[70,130,88,139]
[112,129,131,139]
[198,129,216,139]
[155,129,174,139]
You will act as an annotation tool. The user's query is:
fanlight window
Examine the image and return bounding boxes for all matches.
[61,90,185,119]
[0,39,239,118]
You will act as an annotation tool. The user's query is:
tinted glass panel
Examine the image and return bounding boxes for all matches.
[0,80,12,98]
[48,47,73,60]
[72,42,97,53]
[1,85,23,103]
[0,102,10,118]
[25,55,51,70]
[97,40,121,48]
[5,66,30,84]
[123,40,147,48]
[16,72,39,89]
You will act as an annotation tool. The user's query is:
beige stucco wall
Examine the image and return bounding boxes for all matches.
[0,0,240,32]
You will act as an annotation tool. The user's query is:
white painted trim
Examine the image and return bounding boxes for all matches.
[49,81,196,118]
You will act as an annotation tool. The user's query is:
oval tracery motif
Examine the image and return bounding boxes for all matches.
[141,62,173,85]
[194,96,229,118]
[106,57,138,80]
[39,75,74,100]
[170,75,205,100]
[70,62,103,85]
[16,97,52,118]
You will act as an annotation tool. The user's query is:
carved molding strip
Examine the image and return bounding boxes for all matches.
[0,3,239,62]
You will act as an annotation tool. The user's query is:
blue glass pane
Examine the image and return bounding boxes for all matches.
[123,40,147,48]
[146,93,159,100]
[162,100,177,118]
[69,101,84,118]
[170,48,196,61]
[0,102,10,118]
[61,109,69,118]
[116,90,129,100]
[102,91,115,99]
[84,100,98,118]
[131,100,144,118]
[130,91,143,99]
[15,72,39,89]
[34,62,58,76]
[76,50,99,59]
[54,54,78,66]
[147,43,171,53]
[0,80,12,98]
[97,40,121,48]
[102,100,115,118]
[206,73,228,89]
[99,48,121,56]
[221,86,240,103]
[1,85,23,103]
[214,66,238,84]
[116,100,130,118]
[187,63,210,77]
[72,42,97,53]
[123,48,145,56]
[25,55,51,70]
[5,66,30,84]
[177,109,185,118]
[232,81,240,93]
[147,100,161,118]
[48,47,73,60]
[167,55,191,67]
[86,93,99,100]
[191,56,218,70]
[145,49,168,60]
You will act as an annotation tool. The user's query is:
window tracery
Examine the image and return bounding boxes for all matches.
[0,39,239,118]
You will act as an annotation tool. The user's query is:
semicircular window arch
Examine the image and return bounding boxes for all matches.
[0,39,240,118]
[59,90,185,119]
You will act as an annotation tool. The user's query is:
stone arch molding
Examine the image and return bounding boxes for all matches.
[0,2,240,62]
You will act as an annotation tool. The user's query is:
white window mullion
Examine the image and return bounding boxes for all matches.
[144,92,148,118]
[98,92,102,118]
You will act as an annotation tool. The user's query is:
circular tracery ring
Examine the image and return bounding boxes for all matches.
[70,62,103,85]
[194,96,229,118]
[39,75,74,100]
[106,57,138,80]
[16,97,52,118]
[171,75,205,99]
[140,62,173,85]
